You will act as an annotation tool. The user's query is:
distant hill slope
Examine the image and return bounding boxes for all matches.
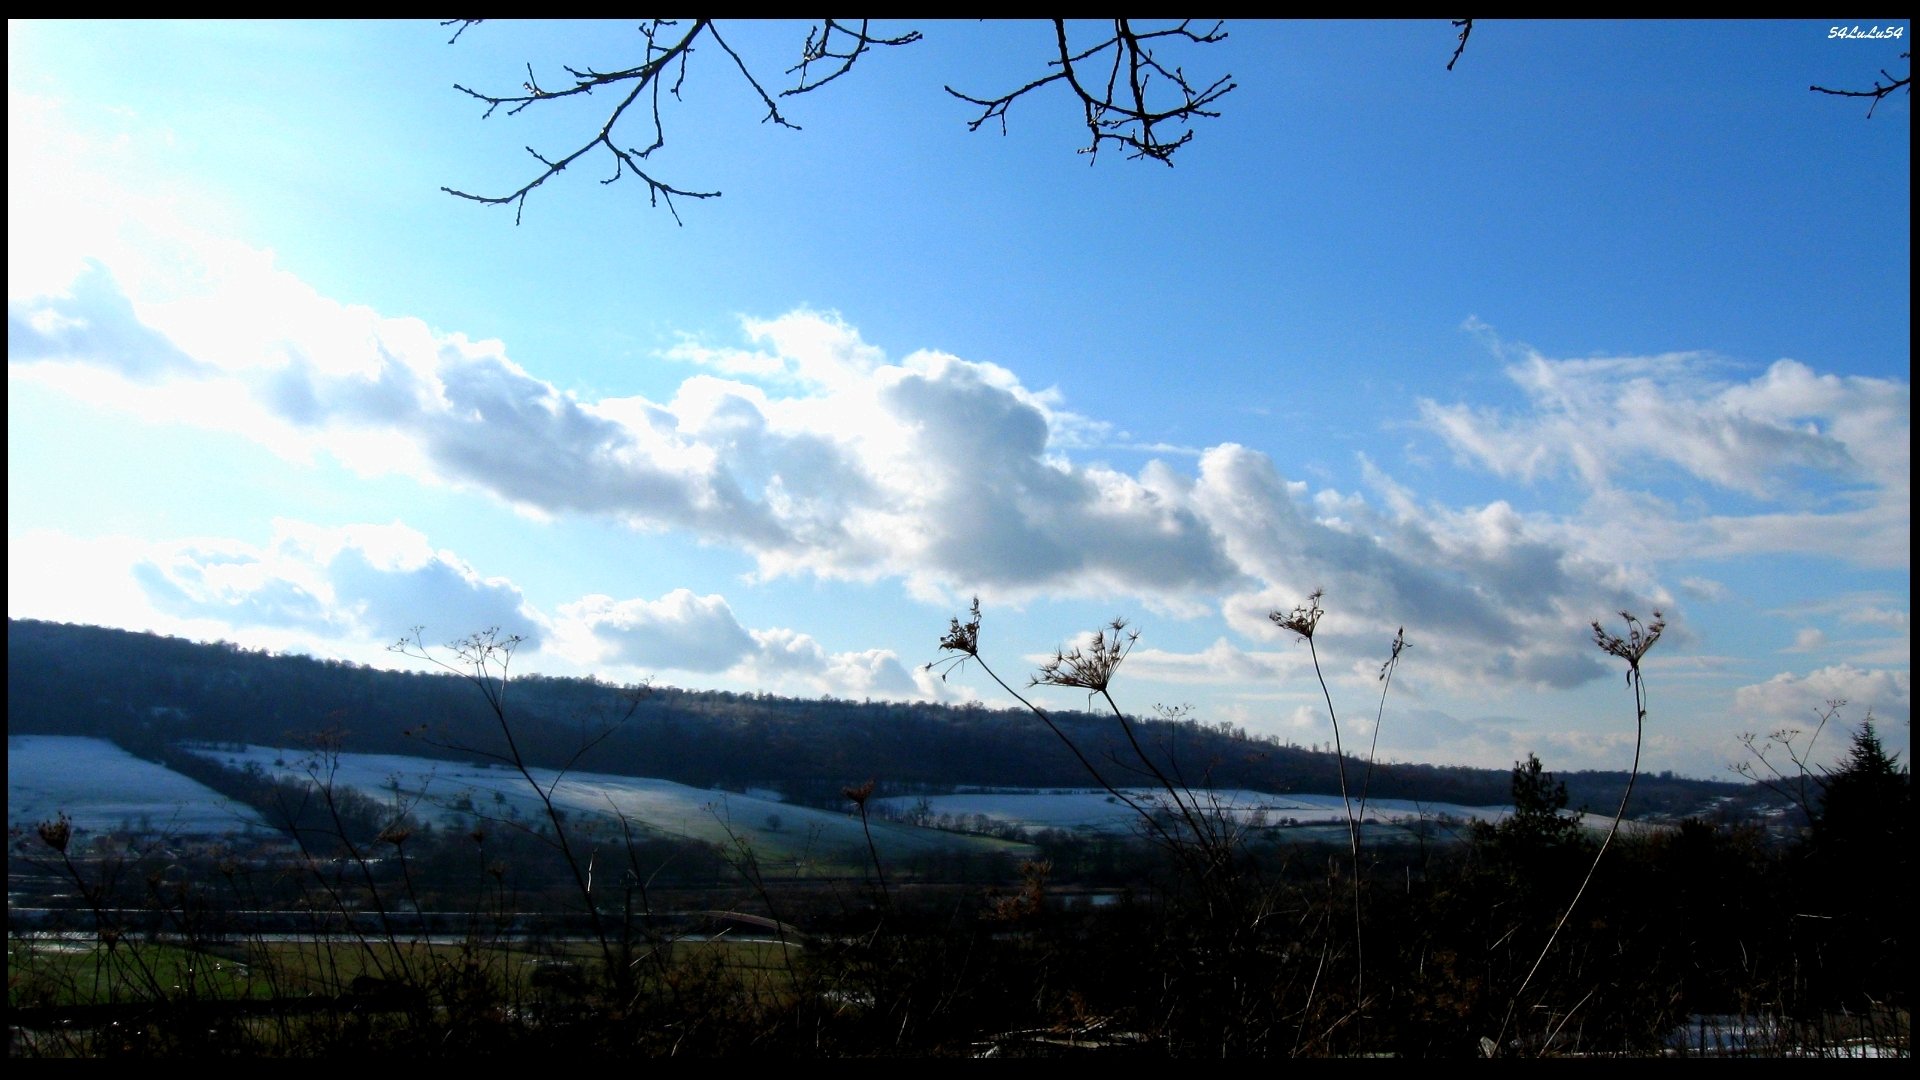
[8,619,1756,819]
[7,734,273,837]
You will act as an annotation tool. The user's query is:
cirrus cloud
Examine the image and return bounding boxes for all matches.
[1418,325,1910,569]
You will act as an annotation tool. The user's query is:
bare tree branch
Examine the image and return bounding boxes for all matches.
[786,19,924,95]
[441,19,722,225]
[443,20,1904,230]
[946,19,1235,165]
[441,18,482,46]
[442,18,921,226]
[1448,18,1474,71]
[1812,50,1912,118]
[705,21,801,130]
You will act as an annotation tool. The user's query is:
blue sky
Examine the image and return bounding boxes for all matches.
[8,20,1910,779]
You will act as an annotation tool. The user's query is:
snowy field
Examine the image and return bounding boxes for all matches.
[13,736,1623,858]
[876,787,1511,838]
[7,735,273,840]
[184,743,1029,865]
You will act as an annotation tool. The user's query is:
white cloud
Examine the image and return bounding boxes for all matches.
[11,259,1245,608]
[1678,576,1728,603]
[1196,445,1646,691]
[1784,627,1827,653]
[9,259,1693,694]
[12,200,1902,704]
[8,531,162,629]
[559,589,757,673]
[559,590,950,702]
[1732,665,1911,733]
[742,631,940,701]
[1422,351,1889,496]
[11,516,957,706]
[818,648,924,699]
[1845,606,1909,630]
[129,520,543,647]
[1120,638,1308,685]
[1418,331,1910,568]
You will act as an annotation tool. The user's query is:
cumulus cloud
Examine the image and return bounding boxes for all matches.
[130,521,543,646]
[17,511,954,705]
[8,261,204,381]
[1196,446,1641,691]
[556,587,946,702]
[9,253,1681,695]
[558,590,756,673]
[1732,665,1911,733]
[760,630,951,701]
[11,261,1242,606]
[1784,627,1827,653]
[19,216,1902,704]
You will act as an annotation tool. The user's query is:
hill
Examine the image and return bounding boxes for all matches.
[7,618,1758,819]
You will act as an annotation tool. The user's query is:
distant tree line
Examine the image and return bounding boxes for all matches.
[9,618,1751,818]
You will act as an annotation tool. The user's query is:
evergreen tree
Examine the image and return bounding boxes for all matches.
[1491,752,1586,852]
[1799,718,1910,1009]
[1813,717,1909,854]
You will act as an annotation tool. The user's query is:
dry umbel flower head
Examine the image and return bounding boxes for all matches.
[927,597,985,680]
[1379,626,1409,680]
[1271,589,1325,641]
[1592,609,1665,679]
[1032,618,1138,694]
[36,813,72,854]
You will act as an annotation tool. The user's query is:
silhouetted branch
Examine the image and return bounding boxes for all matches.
[1448,18,1474,71]
[787,20,925,94]
[1733,700,1843,829]
[442,18,921,225]
[1811,50,1911,118]
[442,18,481,46]
[706,22,801,130]
[945,19,1235,165]
[442,19,722,225]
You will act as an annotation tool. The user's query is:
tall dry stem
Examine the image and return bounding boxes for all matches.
[1270,591,1367,1004]
[1494,608,1663,1056]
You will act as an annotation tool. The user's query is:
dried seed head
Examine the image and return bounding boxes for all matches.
[1032,619,1137,693]
[1271,589,1326,641]
[938,598,983,657]
[37,814,72,854]
[1379,627,1409,680]
[1592,609,1665,674]
[928,598,985,680]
